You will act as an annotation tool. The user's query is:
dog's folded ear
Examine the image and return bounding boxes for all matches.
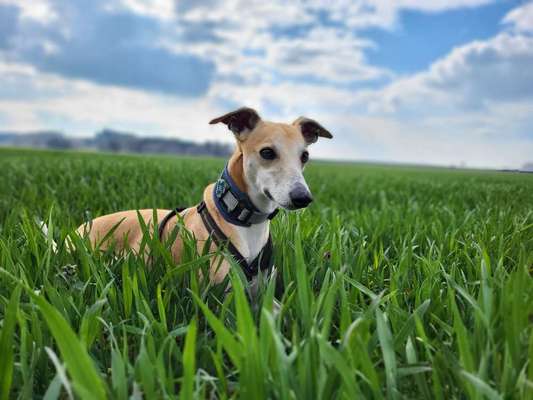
[293,117,333,144]
[209,107,261,140]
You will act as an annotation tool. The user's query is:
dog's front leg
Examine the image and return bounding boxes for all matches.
[246,267,282,316]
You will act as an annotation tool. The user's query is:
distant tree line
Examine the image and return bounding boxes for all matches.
[0,129,233,157]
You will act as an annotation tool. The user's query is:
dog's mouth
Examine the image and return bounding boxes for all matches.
[263,189,274,201]
[264,189,298,210]
[283,204,298,211]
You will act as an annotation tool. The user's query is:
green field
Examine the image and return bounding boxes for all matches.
[1,148,532,399]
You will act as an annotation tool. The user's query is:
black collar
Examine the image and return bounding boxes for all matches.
[197,201,274,280]
[213,165,278,227]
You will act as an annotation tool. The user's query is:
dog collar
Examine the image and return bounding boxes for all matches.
[213,165,278,227]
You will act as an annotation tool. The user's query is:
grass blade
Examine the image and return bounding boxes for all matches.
[31,294,107,399]
[376,309,398,400]
[0,286,21,400]
[180,318,197,399]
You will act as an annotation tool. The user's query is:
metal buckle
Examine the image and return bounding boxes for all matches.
[237,206,252,223]
[214,178,228,199]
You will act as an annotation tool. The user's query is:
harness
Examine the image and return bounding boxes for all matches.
[158,166,277,280]
[157,207,186,239]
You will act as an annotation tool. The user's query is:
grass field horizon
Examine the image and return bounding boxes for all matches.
[1,147,533,399]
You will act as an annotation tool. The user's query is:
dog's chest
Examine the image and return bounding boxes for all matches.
[232,224,269,264]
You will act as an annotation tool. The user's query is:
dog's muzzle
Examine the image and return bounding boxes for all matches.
[289,183,313,209]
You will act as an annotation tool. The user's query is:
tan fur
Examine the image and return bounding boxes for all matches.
[76,109,331,285]
[77,183,236,284]
[240,121,305,153]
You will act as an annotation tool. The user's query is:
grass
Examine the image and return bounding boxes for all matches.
[0,147,533,399]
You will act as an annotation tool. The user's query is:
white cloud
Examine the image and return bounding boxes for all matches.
[295,0,496,30]
[266,27,387,82]
[0,0,57,23]
[0,61,226,141]
[325,112,533,168]
[502,1,533,32]
[395,0,494,12]
[164,2,387,85]
[362,32,533,114]
[108,0,175,21]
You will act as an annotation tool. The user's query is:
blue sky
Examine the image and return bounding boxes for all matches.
[365,2,517,73]
[0,0,532,168]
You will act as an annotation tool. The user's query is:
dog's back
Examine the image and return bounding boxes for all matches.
[77,209,172,252]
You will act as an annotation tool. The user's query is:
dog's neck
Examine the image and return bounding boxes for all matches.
[203,150,275,262]
[227,151,277,215]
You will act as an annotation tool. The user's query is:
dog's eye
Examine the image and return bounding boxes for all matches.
[260,147,277,160]
[301,151,309,164]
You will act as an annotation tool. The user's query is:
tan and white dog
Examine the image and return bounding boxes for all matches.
[77,107,332,284]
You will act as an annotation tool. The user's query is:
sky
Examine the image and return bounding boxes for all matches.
[0,0,532,168]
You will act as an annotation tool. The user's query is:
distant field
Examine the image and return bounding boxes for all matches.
[1,148,532,399]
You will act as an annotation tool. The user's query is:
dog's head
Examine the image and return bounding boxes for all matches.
[210,107,332,211]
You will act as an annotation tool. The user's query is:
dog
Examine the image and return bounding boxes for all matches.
[77,107,332,286]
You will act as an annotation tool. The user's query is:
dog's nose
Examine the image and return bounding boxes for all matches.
[289,185,313,209]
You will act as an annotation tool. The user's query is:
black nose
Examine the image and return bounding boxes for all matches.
[289,185,313,209]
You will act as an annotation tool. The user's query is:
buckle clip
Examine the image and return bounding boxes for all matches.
[214,178,229,199]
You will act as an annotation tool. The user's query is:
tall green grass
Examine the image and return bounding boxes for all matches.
[1,148,532,399]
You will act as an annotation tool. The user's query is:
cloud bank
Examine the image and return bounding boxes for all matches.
[0,0,532,168]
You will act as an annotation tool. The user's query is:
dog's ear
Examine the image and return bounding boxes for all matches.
[293,117,333,144]
[209,107,261,140]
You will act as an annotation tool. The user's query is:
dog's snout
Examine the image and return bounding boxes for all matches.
[289,184,313,209]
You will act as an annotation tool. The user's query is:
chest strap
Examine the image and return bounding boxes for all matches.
[158,207,186,240]
[197,201,274,280]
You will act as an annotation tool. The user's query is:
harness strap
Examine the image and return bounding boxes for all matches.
[197,201,274,280]
[158,207,186,240]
